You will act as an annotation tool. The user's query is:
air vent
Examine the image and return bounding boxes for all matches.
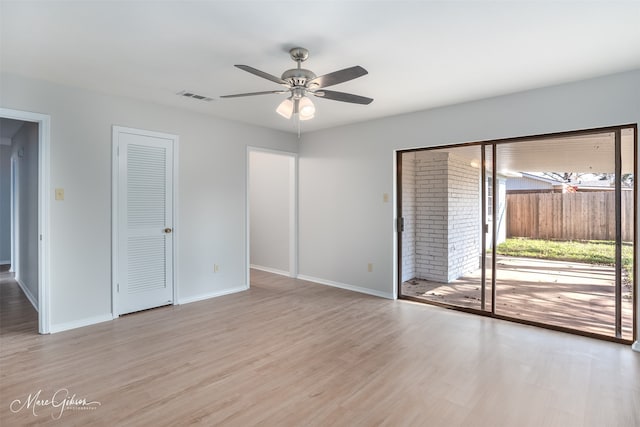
[177,90,214,102]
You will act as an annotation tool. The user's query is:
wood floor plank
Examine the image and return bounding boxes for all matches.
[1,269,639,426]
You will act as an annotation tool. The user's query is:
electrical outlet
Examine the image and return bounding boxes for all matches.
[383,193,389,203]
[214,264,219,273]
[55,188,64,201]
[367,263,373,272]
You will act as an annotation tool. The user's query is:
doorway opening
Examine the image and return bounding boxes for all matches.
[247,148,297,287]
[0,108,51,334]
[397,125,637,343]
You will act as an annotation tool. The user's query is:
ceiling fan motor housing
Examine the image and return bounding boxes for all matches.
[281,68,317,88]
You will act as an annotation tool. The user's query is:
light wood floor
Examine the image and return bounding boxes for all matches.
[1,269,639,426]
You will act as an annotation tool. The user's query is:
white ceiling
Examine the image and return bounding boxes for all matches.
[1,1,640,134]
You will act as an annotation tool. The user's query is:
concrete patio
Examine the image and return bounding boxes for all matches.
[402,256,634,340]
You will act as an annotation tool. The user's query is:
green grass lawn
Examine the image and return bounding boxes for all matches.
[495,238,634,281]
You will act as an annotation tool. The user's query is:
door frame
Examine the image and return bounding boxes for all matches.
[10,158,16,273]
[246,146,298,286]
[111,126,179,317]
[0,107,51,334]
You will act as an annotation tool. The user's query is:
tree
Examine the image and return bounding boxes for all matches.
[539,172,634,188]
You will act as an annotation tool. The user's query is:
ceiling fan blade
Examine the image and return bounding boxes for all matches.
[220,90,287,99]
[235,65,288,86]
[313,89,373,105]
[308,66,368,88]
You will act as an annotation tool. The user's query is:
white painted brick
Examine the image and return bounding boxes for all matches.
[407,151,482,283]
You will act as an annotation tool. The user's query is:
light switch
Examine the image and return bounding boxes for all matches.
[383,193,389,203]
[55,188,64,201]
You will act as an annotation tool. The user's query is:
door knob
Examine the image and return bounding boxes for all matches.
[164,228,173,234]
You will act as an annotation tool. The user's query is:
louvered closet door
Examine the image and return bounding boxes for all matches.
[117,130,174,315]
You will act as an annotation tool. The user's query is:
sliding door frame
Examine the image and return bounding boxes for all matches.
[396,123,637,345]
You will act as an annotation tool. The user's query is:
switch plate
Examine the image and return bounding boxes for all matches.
[55,188,64,201]
[383,193,389,203]
[214,264,219,273]
[367,263,373,272]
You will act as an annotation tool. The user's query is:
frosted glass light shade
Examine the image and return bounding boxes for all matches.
[298,96,315,121]
[276,98,294,119]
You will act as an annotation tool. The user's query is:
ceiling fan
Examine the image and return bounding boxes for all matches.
[221,47,373,121]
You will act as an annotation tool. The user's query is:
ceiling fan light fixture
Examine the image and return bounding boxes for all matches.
[276,97,294,119]
[222,47,373,126]
[298,96,315,120]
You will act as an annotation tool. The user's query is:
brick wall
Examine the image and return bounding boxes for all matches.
[446,155,481,281]
[404,150,481,283]
[415,151,450,282]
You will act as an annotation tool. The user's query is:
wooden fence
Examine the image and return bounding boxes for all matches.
[506,191,634,241]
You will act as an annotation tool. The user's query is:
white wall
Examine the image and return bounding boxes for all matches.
[11,122,39,302]
[0,73,298,331]
[506,175,554,192]
[298,69,640,338]
[249,150,292,274]
[0,144,11,263]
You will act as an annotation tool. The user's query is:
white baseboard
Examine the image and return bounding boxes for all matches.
[632,341,640,353]
[15,277,38,312]
[250,264,291,277]
[297,274,394,300]
[178,285,248,305]
[49,314,113,334]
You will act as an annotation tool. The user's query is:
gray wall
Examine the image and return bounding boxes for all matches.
[249,150,293,274]
[0,144,11,263]
[12,122,39,302]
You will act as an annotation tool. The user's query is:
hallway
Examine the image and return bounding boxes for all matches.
[0,268,38,338]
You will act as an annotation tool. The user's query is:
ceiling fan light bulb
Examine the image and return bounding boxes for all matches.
[276,98,294,119]
[298,96,315,120]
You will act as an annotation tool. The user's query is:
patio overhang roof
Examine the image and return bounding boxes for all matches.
[424,127,635,175]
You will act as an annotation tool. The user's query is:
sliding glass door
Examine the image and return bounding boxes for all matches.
[399,145,490,312]
[493,131,634,339]
[398,125,636,342]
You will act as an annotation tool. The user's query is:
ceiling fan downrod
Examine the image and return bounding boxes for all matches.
[281,47,317,89]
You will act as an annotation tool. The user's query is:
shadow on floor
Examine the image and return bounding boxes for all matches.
[402,256,634,340]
